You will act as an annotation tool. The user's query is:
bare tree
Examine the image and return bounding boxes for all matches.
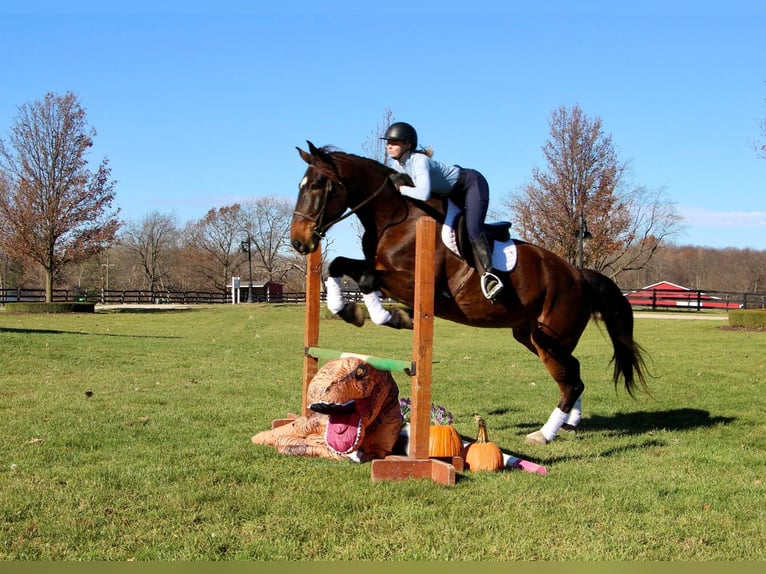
[120,211,180,293]
[593,185,683,279]
[757,87,766,160]
[0,92,121,301]
[240,196,294,282]
[0,248,23,291]
[184,204,245,293]
[505,104,681,277]
[362,107,395,164]
[349,107,397,245]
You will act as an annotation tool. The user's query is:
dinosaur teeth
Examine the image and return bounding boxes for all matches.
[325,411,363,455]
[309,400,356,414]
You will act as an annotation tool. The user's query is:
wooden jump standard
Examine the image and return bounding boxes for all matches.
[299,217,458,485]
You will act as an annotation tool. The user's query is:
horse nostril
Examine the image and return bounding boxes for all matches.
[291,239,306,254]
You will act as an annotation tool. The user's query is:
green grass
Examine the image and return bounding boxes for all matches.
[1,305,764,560]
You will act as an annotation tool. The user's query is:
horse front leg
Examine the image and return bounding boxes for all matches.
[325,257,412,330]
[361,269,413,330]
[325,257,367,327]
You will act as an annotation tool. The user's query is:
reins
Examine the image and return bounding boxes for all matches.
[294,174,394,239]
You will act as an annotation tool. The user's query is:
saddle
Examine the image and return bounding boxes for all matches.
[451,212,512,266]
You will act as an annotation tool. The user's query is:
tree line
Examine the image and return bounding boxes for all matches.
[1,92,764,301]
[1,200,313,298]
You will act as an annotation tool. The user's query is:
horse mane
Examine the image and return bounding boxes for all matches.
[320,146,397,178]
[310,144,444,222]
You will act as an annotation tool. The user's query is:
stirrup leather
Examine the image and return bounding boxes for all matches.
[480,272,503,300]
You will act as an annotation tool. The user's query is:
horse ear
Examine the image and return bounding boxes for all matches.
[303,141,337,175]
[297,146,312,165]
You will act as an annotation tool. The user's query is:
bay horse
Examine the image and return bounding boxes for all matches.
[290,141,647,445]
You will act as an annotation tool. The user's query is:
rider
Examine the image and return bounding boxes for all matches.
[381,121,503,300]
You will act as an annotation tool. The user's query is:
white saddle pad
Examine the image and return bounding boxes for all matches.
[440,200,518,272]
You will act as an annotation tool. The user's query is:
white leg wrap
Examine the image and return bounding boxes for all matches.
[565,395,583,427]
[324,277,346,314]
[362,291,391,325]
[540,408,568,442]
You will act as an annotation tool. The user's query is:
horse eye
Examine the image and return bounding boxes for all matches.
[354,365,368,379]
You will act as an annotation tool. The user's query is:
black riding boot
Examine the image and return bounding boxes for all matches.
[470,233,504,300]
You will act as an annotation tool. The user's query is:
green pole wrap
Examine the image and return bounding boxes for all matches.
[306,346,414,376]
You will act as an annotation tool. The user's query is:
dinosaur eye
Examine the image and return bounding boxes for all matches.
[354,365,368,379]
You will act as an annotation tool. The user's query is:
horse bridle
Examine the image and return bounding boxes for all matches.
[293,172,394,239]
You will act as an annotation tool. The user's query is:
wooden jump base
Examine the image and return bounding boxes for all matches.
[277,215,545,482]
[296,217,457,485]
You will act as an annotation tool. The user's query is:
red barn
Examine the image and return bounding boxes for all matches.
[229,278,284,303]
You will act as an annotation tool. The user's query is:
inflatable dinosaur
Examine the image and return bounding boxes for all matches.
[252,357,403,462]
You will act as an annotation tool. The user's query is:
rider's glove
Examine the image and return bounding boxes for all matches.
[389,173,412,190]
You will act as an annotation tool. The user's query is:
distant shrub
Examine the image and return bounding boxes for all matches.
[2,302,95,314]
[728,309,766,329]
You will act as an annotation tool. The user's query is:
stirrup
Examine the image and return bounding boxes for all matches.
[480,272,503,300]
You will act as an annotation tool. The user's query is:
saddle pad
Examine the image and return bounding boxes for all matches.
[441,200,518,272]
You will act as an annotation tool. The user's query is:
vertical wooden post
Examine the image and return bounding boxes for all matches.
[409,217,435,461]
[302,245,322,416]
[370,216,457,484]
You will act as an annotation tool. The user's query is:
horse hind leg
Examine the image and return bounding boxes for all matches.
[525,326,585,445]
[561,395,583,432]
[514,326,582,432]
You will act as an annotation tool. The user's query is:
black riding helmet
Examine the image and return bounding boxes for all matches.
[381,122,418,148]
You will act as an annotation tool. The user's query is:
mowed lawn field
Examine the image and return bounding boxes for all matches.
[1,304,764,560]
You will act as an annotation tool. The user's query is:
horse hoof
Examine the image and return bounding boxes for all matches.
[524,431,549,446]
[338,302,365,327]
[386,308,413,330]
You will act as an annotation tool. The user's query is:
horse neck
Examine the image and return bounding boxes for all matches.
[354,184,407,248]
[335,156,405,235]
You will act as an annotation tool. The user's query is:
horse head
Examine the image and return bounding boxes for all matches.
[291,141,350,254]
[291,142,403,255]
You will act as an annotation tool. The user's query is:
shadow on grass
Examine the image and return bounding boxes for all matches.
[502,409,736,469]
[0,327,180,339]
[97,307,194,314]
[514,408,735,437]
[579,408,735,435]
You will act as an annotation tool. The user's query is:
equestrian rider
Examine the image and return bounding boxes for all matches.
[382,121,503,300]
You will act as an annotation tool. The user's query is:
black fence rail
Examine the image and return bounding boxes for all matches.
[3,287,762,311]
[0,288,365,306]
[0,288,230,305]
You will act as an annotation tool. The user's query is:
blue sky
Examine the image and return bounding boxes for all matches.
[1,1,765,258]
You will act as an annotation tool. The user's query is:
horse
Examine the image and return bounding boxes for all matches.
[290,141,648,445]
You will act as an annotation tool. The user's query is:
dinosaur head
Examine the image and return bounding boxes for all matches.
[307,357,399,456]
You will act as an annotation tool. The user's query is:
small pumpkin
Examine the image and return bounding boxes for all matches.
[428,424,463,458]
[462,415,504,472]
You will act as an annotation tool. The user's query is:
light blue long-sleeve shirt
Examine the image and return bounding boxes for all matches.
[388,151,460,201]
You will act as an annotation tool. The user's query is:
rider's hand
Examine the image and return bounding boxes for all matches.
[389,173,413,190]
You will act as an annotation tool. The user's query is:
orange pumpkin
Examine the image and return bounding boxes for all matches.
[462,415,504,472]
[428,424,463,458]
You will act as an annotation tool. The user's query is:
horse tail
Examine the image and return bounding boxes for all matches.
[580,268,649,397]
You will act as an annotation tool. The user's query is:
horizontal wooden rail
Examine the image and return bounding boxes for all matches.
[306,346,414,376]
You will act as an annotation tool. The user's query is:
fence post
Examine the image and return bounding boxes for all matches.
[409,216,435,461]
[302,244,322,417]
